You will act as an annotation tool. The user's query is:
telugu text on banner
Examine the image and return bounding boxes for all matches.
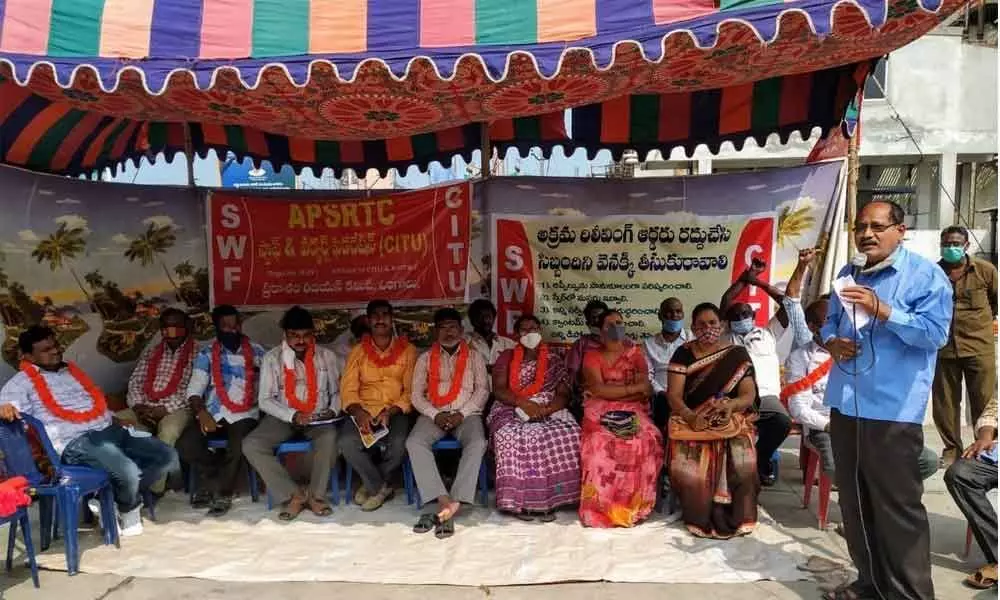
[492,213,776,342]
[209,183,471,308]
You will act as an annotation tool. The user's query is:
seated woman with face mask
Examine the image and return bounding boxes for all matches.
[489,315,580,521]
[578,309,664,528]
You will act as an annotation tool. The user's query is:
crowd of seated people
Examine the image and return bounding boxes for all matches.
[1,247,977,551]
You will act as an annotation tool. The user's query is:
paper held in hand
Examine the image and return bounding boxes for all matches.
[832,275,871,331]
[352,416,389,449]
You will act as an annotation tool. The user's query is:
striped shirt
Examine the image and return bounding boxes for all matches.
[0,366,113,455]
[185,341,266,423]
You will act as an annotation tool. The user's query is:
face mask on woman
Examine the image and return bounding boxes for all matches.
[730,318,754,336]
[519,332,542,350]
[606,323,627,341]
[660,318,683,334]
[694,326,722,345]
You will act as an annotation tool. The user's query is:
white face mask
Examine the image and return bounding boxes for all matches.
[519,332,542,350]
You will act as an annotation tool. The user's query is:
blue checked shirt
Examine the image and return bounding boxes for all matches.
[186,341,266,423]
[822,246,953,424]
[0,366,113,455]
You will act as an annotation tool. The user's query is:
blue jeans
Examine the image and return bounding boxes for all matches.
[61,424,179,512]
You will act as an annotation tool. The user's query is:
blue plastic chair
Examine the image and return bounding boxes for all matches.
[0,415,118,576]
[186,438,259,505]
[4,506,40,588]
[263,440,346,510]
[402,436,489,507]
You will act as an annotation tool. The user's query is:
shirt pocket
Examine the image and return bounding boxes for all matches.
[960,285,989,311]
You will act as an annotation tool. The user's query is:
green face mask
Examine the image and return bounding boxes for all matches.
[941,246,966,264]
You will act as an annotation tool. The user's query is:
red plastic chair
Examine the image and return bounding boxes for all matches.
[801,443,833,530]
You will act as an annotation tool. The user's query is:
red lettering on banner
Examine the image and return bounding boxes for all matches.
[494,219,535,337]
[729,217,776,327]
[208,184,471,308]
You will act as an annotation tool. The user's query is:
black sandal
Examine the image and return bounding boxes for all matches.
[413,513,438,534]
[514,512,535,522]
[537,511,556,523]
[191,490,212,509]
[822,582,876,600]
[207,496,232,517]
[434,518,455,539]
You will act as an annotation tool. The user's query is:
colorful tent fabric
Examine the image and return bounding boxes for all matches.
[0,73,567,176]
[573,62,869,158]
[0,0,970,177]
[1,62,871,177]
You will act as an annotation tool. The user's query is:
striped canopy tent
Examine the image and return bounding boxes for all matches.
[0,0,968,178]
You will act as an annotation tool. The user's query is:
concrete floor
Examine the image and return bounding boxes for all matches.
[0,427,995,600]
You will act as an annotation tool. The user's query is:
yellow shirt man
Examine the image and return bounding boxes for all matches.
[339,300,417,511]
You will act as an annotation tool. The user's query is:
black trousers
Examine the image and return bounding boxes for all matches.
[755,395,791,477]
[944,457,998,564]
[175,417,258,496]
[830,409,934,600]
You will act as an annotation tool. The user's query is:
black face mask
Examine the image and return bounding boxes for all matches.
[216,331,242,352]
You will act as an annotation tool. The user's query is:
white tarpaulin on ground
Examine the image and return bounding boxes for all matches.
[31,495,820,585]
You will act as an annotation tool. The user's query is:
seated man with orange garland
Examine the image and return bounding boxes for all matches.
[340,299,418,512]
[119,308,198,495]
[243,306,342,521]
[406,308,489,539]
[0,326,179,537]
[176,305,265,517]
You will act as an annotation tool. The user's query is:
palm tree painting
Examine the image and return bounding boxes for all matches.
[84,269,105,291]
[174,260,194,281]
[31,223,96,311]
[124,223,181,300]
[776,202,816,248]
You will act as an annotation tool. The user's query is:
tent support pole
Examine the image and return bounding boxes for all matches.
[846,131,860,258]
[183,123,195,188]
[480,123,490,178]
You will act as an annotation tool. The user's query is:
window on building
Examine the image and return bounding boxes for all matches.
[863,57,888,100]
[858,164,921,225]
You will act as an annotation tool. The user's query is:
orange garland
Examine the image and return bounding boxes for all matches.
[143,338,195,402]
[428,342,469,408]
[20,361,108,424]
[509,344,549,400]
[211,339,256,413]
[283,344,319,414]
[779,358,832,402]
[361,335,408,368]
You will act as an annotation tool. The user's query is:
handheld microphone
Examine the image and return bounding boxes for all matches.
[850,252,867,280]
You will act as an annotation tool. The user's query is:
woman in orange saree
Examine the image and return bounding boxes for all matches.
[578,310,664,528]
[666,303,759,539]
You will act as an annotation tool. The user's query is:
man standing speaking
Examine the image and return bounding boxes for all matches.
[821,201,952,600]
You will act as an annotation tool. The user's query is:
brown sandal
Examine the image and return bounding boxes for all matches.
[965,564,998,590]
[307,497,333,517]
[279,494,308,521]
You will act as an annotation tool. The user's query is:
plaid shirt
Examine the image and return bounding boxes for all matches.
[126,340,197,413]
[185,341,265,423]
[0,367,112,455]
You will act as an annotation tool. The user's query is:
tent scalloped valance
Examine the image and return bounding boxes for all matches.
[0,0,952,94]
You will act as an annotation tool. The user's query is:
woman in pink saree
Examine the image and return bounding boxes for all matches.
[578,309,664,528]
